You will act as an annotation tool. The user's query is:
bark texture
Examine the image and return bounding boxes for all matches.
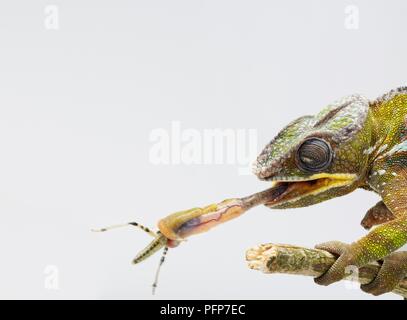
[246,243,407,298]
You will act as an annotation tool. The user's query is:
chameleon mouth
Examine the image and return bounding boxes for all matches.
[264,173,357,207]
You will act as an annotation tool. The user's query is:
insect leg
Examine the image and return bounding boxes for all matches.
[133,234,167,265]
[152,246,169,295]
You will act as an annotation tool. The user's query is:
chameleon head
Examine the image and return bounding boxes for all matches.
[157,199,245,241]
[252,94,374,209]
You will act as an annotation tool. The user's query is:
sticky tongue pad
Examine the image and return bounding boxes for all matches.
[175,199,244,238]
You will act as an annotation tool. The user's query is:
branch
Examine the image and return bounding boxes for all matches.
[246,243,407,298]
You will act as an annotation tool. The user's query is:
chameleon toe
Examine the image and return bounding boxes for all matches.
[314,241,355,286]
[361,251,407,296]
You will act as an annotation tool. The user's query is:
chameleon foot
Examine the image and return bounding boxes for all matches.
[361,251,407,296]
[313,241,355,286]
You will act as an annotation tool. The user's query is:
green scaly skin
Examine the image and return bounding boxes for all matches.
[252,87,407,296]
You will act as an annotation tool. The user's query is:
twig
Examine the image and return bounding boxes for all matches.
[246,243,407,298]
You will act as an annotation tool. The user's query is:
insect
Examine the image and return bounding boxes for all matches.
[92,222,172,294]
[93,184,286,294]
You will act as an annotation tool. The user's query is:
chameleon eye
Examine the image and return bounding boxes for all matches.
[296,138,333,172]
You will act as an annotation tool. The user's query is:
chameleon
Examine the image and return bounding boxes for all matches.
[94,87,407,297]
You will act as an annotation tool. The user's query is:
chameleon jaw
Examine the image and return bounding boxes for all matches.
[264,173,358,207]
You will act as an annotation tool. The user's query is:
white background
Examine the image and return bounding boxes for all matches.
[0,0,406,299]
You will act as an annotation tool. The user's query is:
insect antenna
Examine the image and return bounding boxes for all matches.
[92,222,157,238]
[152,246,169,295]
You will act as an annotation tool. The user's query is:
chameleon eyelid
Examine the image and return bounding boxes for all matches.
[296,137,333,173]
